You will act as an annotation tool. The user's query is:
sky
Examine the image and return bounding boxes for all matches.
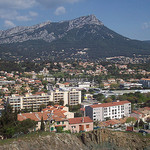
[0,0,150,41]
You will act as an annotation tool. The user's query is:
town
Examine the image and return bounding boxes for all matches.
[0,59,150,139]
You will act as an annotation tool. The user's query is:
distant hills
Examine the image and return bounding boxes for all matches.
[0,15,150,61]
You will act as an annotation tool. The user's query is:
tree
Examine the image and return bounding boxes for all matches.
[99,83,104,89]
[139,119,144,128]
[59,100,64,106]
[47,101,54,106]
[126,117,136,124]
[40,117,45,131]
[56,126,63,133]
[81,89,86,102]
[39,104,46,112]
[93,93,105,102]
[104,98,113,103]
[110,83,119,89]
[146,117,150,123]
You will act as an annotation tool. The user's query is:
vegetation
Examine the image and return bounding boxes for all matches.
[0,105,37,139]
[40,117,45,131]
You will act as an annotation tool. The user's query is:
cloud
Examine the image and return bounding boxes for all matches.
[16,16,31,21]
[0,0,36,9]
[36,0,82,8]
[0,0,82,10]
[0,9,38,22]
[0,10,18,20]
[142,22,150,29]
[29,11,38,17]
[4,20,16,28]
[55,6,66,15]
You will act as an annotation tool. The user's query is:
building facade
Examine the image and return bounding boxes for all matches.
[50,89,81,106]
[140,78,150,88]
[7,89,81,111]
[7,93,51,111]
[85,101,131,121]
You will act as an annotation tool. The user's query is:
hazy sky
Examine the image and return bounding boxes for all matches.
[0,0,150,40]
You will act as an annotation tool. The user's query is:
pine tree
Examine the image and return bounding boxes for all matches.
[40,117,45,131]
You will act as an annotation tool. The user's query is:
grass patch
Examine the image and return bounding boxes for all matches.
[0,131,54,146]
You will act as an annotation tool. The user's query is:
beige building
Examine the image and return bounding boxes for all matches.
[50,89,68,106]
[7,89,81,111]
[7,92,51,111]
[50,89,81,106]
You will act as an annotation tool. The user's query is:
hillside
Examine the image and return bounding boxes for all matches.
[0,15,150,61]
[0,129,150,150]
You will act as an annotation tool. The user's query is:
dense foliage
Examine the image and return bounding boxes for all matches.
[0,105,37,138]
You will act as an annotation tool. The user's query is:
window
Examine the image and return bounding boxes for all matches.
[86,124,89,128]
[57,121,60,125]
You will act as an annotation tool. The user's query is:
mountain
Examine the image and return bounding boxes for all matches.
[0,15,150,61]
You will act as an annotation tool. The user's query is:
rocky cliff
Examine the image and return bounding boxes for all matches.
[80,129,150,150]
[0,129,150,150]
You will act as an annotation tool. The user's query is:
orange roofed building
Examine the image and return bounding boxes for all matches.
[18,105,75,132]
[68,116,93,133]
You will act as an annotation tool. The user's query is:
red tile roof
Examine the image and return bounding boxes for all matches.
[18,111,66,122]
[68,116,93,124]
[90,100,130,108]
[132,110,143,115]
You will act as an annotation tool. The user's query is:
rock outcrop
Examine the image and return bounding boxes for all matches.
[80,129,150,150]
[0,129,150,150]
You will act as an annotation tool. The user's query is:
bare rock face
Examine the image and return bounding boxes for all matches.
[0,133,87,150]
[0,15,103,44]
[0,130,150,150]
[80,129,150,150]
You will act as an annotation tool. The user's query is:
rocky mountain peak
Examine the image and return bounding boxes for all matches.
[67,15,103,31]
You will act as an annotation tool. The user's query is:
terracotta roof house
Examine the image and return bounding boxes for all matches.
[68,116,93,133]
[18,111,68,132]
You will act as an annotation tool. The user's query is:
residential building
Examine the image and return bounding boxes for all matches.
[140,78,150,88]
[50,89,81,106]
[42,105,74,119]
[18,107,93,133]
[18,111,68,132]
[7,89,81,111]
[50,89,68,106]
[85,100,131,121]
[7,92,51,111]
[68,116,93,133]
[120,82,142,89]
[78,82,91,88]
[68,89,81,105]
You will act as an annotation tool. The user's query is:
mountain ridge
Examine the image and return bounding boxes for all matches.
[0,15,150,61]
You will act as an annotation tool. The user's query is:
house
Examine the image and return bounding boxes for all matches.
[68,116,93,133]
[18,111,68,132]
[42,105,74,119]
[131,107,150,122]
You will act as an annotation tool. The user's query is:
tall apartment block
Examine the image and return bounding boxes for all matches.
[85,100,131,121]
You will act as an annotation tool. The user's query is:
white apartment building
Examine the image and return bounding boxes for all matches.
[7,93,51,111]
[85,100,131,121]
[7,89,81,111]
